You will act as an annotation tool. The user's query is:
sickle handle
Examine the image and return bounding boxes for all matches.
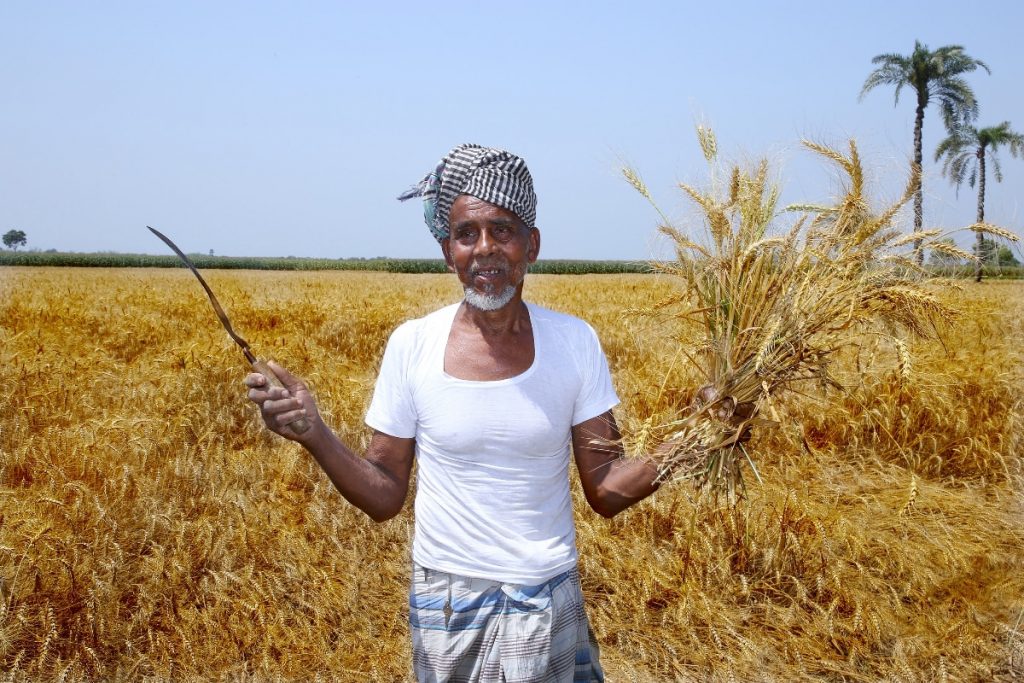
[251,359,312,434]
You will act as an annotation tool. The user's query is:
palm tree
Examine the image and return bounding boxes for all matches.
[935,121,1024,281]
[860,41,989,262]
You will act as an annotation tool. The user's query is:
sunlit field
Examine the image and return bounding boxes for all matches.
[2,267,1022,681]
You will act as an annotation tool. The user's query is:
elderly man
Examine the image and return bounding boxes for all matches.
[245,144,663,682]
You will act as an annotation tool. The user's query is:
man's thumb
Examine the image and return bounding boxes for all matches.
[266,360,302,391]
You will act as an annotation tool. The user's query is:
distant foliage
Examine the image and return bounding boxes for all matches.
[974,236,1021,267]
[0,251,654,274]
[2,229,27,251]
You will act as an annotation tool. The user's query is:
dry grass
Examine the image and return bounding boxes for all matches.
[1,267,1022,681]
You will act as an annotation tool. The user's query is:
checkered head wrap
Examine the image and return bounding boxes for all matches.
[397,144,537,243]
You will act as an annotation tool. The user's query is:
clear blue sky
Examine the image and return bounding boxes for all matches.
[2,1,1021,260]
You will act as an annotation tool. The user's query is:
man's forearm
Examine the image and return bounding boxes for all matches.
[301,423,409,522]
[589,458,660,518]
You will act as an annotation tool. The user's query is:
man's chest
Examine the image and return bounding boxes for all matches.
[410,371,581,460]
[443,327,535,382]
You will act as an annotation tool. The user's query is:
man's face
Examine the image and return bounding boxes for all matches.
[443,195,540,310]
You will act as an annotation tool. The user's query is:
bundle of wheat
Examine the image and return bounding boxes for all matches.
[623,126,1017,500]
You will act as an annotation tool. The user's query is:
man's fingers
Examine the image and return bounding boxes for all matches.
[244,372,290,399]
[247,381,291,404]
[245,362,317,441]
[243,373,267,389]
[266,360,303,393]
[262,395,302,415]
[733,401,756,420]
[269,407,308,430]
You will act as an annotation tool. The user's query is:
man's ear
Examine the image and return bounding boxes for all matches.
[441,238,455,272]
[527,227,541,264]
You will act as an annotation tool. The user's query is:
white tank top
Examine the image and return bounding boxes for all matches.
[365,302,619,584]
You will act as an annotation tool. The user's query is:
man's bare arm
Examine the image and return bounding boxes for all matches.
[245,361,415,522]
[571,410,660,519]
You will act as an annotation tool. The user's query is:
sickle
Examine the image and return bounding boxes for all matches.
[147,226,310,433]
[148,226,258,363]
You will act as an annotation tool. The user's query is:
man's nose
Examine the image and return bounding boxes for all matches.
[474,228,496,255]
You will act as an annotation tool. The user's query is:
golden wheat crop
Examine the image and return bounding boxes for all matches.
[1,267,1022,681]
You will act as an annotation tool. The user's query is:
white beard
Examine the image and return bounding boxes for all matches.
[463,285,517,311]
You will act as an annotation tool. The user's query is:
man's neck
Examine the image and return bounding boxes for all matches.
[457,296,529,338]
[445,294,535,381]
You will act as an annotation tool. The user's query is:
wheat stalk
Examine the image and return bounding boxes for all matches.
[969,223,1020,242]
[623,127,967,498]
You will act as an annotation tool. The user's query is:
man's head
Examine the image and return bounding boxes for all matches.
[444,194,540,310]
[397,143,537,244]
[399,144,540,310]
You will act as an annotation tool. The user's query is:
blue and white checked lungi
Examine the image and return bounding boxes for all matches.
[409,563,605,683]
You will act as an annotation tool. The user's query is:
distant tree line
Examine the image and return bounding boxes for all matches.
[0,250,656,274]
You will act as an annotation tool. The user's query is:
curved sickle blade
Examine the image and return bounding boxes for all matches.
[147,225,257,364]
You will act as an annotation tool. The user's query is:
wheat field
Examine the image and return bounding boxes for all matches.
[1,267,1022,681]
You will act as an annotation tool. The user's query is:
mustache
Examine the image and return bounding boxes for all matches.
[469,259,509,271]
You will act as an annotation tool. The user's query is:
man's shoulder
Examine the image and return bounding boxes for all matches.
[527,302,595,333]
[389,302,459,345]
[527,302,602,349]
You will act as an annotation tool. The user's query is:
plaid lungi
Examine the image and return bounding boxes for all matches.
[409,563,605,683]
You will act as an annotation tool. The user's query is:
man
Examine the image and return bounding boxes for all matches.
[245,144,664,682]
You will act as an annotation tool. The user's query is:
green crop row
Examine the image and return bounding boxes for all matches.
[0,251,655,274]
[925,263,1024,279]
[5,251,1021,278]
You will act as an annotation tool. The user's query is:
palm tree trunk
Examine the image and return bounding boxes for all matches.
[913,97,926,265]
[975,146,987,282]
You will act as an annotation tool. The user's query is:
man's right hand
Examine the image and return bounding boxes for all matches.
[244,361,321,442]
[243,362,416,523]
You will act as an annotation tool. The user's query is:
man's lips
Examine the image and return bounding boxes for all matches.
[470,264,506,281]
[473,267,503,278]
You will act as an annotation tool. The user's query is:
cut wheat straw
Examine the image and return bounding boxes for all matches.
[622,127,990,500]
